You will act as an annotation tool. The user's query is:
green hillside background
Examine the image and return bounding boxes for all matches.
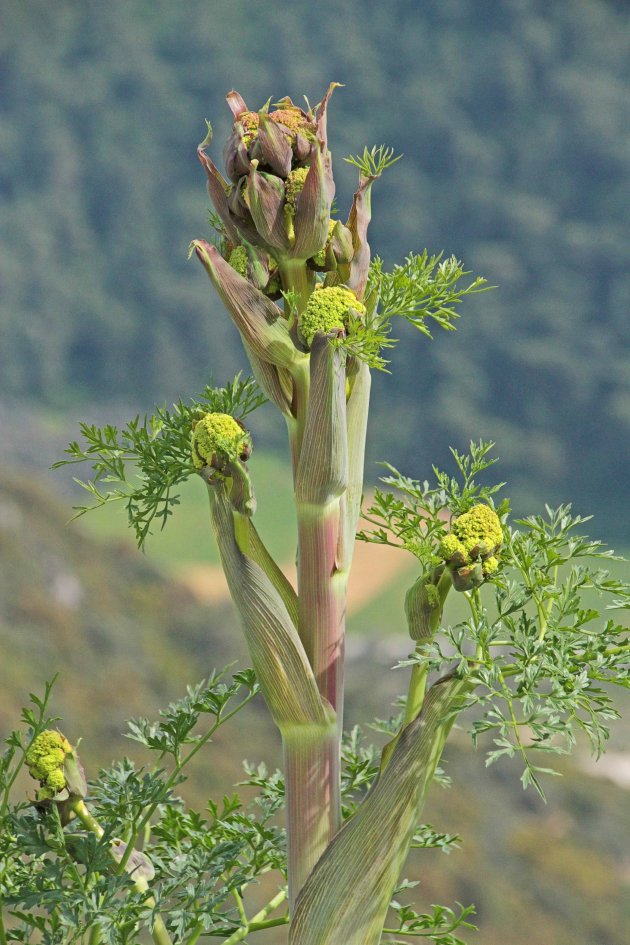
[2,469,630,945]
[2,1,630,942]
[2,0,630,537]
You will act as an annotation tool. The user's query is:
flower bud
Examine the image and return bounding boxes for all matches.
[191,413,252,472]
[224,239,280,297]
[451,561,485,592]
[438,533,468,568]
[223,93,316,184]
[228,245,248,278]
[482,555,499,577]
[26,730,87,803]
[298,285,366,347]
[439,504,502,592]
[309,220,337,270]
[199,86,338,263]
[284,167,310,218]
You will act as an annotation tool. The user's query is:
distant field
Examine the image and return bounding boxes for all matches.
[81,451,297,568]
[80,451,420,625]
[81,452,629,640]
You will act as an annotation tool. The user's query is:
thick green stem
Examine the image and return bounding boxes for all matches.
[283,723,339,910]
[283,499,345,911]
[278,258,315,315]
[88,923,102,945]
[289,676,473,945]
[71,799,104,839]
[0,903,7,945]
[379,567,454,768]
[286,358,310,477]
[277,268,350,911]
[220,888,289,945]
[134,877,173,945]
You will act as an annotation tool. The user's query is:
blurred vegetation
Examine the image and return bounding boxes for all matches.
[1,0,629,540]
[2,469,630,943]
[0,468,266,782]
[2,2,630,940]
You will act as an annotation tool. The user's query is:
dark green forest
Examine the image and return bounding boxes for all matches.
[2,6,630,940]
[2,0,630,538]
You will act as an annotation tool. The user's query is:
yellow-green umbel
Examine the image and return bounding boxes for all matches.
[439,504,503,591]
[270,106,315,142]
[239,110,260,148]
[191,412,252,471]
[284,166,310,217]
[228,245,248,277]
[310,220,336,268]
[26,730,72,799]
[244,105,314,156]
[298,285,366,347]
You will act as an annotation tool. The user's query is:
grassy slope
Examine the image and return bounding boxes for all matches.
[6,464,630,944]
[80,452,297,569]
[0,469,275,790]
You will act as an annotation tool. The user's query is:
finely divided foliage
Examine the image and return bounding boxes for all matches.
[52,376,265,547]
[2,85,629,945]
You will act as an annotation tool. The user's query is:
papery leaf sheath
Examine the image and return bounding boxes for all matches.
[345,174,375,300]
[315,82,342,154]
[330,220,354,265]
[257,113,293,178]
[294,129,312,163]
[245,165,291,253]
[210,484,329,730]
[241,513,299,628]
[243,339,294,417]
[226,90,248,119]
[295,331,348,506]
[316,82,342,204]
[242,241,272,291]
[291,145,332,261]
[338,360,371,571]
[225,460,256,517]
[290,675,468,945]
[197,129,241,245]
[405,569,451,642]
[193,240,298,369]
[224,122,252,182]
[226,182,266,246]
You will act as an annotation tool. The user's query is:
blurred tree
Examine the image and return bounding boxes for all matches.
[1,0,629,537]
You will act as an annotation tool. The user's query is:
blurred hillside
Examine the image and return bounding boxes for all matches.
[2,2,630,939]
[1,469,630,944]
[0,468,258,779]
[1,0,630,540]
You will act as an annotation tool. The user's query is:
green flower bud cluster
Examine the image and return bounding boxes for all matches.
[26,730,72,800]
[284,167,310,217]
[192,412,252,471]
[225,241,281,299]
[199,87,341,271]
[228,245,248,277]
[269,106,315,144]
[439,504,502,591]
[238,106,315,154]
[310,220,337,268]
[225,98,316,185]
[239,111,261,147]
[298,285,366,347]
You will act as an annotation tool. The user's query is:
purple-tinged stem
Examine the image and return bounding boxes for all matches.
[283,721,339,910]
